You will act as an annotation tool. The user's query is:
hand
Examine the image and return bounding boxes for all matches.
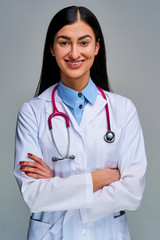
[91,168,120,192]
[19,153,53,179]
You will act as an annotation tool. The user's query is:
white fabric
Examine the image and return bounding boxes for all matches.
[14,84,147,240]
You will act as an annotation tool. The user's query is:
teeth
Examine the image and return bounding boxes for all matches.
[67,61,83,65]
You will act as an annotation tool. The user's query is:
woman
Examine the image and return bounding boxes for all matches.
[14,6,147,240]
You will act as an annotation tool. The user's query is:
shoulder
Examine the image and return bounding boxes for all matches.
[104,90,137,113]
[20,85,55,110]
[18,85,56,119]
[102,90,139,127]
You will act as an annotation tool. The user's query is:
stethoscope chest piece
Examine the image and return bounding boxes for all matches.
[104,130,115,143]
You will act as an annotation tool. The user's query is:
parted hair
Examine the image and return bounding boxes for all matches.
[35,6,110,96]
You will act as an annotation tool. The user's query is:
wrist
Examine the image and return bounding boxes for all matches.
[91,169,106,192]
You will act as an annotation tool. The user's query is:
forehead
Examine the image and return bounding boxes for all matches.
[55,20,95,39]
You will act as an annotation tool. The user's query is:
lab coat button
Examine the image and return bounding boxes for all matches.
[81,229,86,234]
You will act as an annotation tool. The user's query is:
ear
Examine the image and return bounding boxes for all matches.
[50,45,55,56]
[95,39,100,56]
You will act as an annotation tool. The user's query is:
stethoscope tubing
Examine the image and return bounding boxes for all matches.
[97,86,111,131]
[48,84,115,161]
[48,85,70,129]
[50,127,70,160]
[48,84,74,161]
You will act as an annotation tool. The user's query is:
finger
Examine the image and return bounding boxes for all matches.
[20,153,47,169]
[20,166,52,178]
[27,153,47,168]
[19,161,46,172]
[25,172,49,179]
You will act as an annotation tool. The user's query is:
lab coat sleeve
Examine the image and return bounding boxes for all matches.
[80,99,147,223]
[14,102,93,213]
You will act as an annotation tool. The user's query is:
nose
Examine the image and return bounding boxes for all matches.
[68,44,81,60]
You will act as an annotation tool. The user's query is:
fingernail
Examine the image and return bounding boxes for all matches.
[25,172,29,175]
[28,153,33,157]
[20,167,25,170]
[20,161,25,165]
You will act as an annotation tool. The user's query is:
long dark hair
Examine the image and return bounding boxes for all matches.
[35,6,110,96]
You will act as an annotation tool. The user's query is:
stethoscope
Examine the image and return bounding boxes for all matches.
[48,85,115,162]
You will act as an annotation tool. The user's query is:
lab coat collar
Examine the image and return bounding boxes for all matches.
[37,84,56,102]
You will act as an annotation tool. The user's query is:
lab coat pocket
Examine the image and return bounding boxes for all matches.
[27,217,51,240]
[114,214,131,240]
[27,215,63,240]
[96,128,123,169]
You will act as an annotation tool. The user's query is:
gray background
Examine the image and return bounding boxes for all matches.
[0,0,159,239]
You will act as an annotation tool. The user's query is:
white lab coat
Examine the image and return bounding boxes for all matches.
[14,84,147,240]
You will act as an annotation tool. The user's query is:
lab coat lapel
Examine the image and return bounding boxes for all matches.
[79,93,107,130]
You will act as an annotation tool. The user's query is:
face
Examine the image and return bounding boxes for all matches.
[51,20,100,90]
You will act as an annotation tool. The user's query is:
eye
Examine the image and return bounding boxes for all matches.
[80,41,89,46]
[60,41,69,46]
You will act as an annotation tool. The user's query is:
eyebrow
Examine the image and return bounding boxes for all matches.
[57,35,92,41]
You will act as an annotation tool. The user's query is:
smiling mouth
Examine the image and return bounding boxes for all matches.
[65,60,85,66]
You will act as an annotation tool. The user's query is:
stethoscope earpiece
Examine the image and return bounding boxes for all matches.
[104,130,115,143]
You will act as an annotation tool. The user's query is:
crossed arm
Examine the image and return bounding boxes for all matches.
[20,153,120,192]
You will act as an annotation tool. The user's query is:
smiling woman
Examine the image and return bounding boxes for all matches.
[14,5,147,240]
[50,21,100,90]
[34,6,109,96]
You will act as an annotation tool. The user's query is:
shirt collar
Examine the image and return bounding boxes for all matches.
[57,78,98,108]
[82,78,98,104]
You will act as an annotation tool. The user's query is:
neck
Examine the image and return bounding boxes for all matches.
[60,74,90,92]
